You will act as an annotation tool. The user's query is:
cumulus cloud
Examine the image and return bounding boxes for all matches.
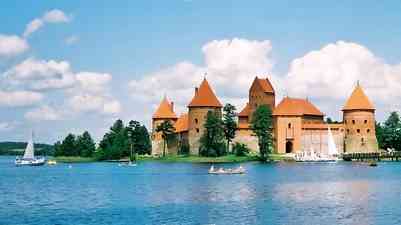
[67,94,121,115]
[284,41,401,106]
[128,38,277,112]
[0,35,29,57]
[24,105,63,121]
[0,90,43,107]
[3,58,76,91]
[23,9,71,38]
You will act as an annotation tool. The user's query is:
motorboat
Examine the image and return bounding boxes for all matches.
[118,161,137,167]
[208,165,246,174]
[15,132,46,166]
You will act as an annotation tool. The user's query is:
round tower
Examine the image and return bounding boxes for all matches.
[151,96,178,155]
[187,78,222,155]
[342,83,378,153]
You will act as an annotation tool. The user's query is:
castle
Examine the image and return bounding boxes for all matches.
[151,76,378,155]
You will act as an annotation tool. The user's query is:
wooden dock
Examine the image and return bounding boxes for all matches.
[342,152,401,161]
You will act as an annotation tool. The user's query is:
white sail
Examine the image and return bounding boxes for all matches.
[23,132,34,159]
[327,126,338,156]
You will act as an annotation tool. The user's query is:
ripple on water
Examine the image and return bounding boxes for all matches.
[1,158,401,225]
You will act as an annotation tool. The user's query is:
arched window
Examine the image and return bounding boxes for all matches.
[288,123,291,129]
[352,120,355,124]
[367,129,370,133]
[196,128,200,133]
[364,120,368,124]
[347,129,350,134]
[357,129,360,133]
[195,118,198,124]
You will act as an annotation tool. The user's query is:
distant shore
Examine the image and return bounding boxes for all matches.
[50,154,293,163]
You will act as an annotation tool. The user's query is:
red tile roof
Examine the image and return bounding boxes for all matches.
[152,96,178,119]
[273,97,324,116]
[252,76,275,93]
[342,84,375,111]
[238,103,250,117]
[188,78,222,108]
[175,113,189,133]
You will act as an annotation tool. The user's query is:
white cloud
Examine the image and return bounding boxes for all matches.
[0,35,29,57]
[3,58,76,91]
[24,105,63,121]
[128,38,276,113]
[23,9,71,38]
[74,72,112,94]
[284,41,401,105]
[43,9,70,23]
[67,94,121,115]
[0,90,43,107]
[65,35,79,45]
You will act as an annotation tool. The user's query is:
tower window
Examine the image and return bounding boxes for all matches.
[288,123,292,129]
[364,120,368,124]
[347,129,350,134]
[196,128,200,133]
[352,120,355,124]
[357,129,360,133]
[195,119,198,124]
[361,138,364,142]
[345,120,347,124]
[367,129,370,133]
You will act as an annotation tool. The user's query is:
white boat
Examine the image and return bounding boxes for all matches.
[118,161,137,167]
[208,165,246,174]
[295,125,339,163]
[15,132,46,166]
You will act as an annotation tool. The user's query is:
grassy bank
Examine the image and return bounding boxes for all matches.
[50,154,292,164]
[51,156,97,163]
[137,154,259,163]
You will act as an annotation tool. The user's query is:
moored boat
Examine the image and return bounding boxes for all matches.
[15,132,46,166]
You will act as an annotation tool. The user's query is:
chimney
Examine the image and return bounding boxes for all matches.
[171,102,174,112]
[195,87,199,96]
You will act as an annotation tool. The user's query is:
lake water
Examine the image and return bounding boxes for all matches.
[1,156,401,225]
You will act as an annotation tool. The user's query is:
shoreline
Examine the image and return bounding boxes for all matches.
[49,154,293,163]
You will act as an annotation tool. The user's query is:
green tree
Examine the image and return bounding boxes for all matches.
[251,105,273,161]
[223,103,237,153]
[61,133,77,156]
[54,141,63,156]
[76,131,96,157]
[156,120,176,157]
[382,111,401,151]
[376,122,385,149]
[199,111,226,157]
[98,119,129,159]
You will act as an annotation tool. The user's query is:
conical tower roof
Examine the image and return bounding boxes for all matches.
[188,78,222,108]
[152,96,178,119]
[342,84,375,111]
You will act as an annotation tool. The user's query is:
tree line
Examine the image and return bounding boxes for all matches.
[376,111,401,151]
[54,120,151,160]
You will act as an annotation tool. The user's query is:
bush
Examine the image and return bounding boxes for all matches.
[179,143,190,155]
[232,142,250,156]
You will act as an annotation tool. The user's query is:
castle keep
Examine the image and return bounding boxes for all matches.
[151,77,378,155]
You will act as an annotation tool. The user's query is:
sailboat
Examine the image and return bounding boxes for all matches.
[327,125,339,161]
[15,132,46,166]
[295,125,338,162]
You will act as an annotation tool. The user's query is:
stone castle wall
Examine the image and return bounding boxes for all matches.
[343,110,378,153]
[233,129,259,153]
[188,107,221,155]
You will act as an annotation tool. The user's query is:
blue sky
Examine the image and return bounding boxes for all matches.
[1,0,401,143]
